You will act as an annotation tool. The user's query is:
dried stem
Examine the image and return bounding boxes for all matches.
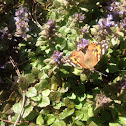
[14,91,26,126]
[9,56,21,77]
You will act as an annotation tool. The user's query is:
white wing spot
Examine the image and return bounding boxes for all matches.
[102,48,105,54]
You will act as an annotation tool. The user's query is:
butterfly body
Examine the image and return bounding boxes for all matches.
[64,41,109,70]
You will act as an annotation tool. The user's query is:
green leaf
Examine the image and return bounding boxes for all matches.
[80,7,89,12]
[31,68,40,79]
[31,94,41,101]
[59,108,74,119]
[87,94,93,99]
[106,63,118,73]
[59,26,70,36]
[53,102,62,109]
[119,116,126,125]
[47,114,56,125]
[35,79,49,92]
[80,73,88,81]
[60,69,70,75]
[89,121,98,126]
[88,107,94,117]
[18,76,30,90]
[17,122,28,126]
[75,111,83,120]
[52,120,66,126]
[81,107,89,121]
[26,87,37,97]
[68,93,76,99]
[12,102,22,114]
[75,103,82,110]
[36,115,44,125]
[25,110,38,121]
[75,120,84,126]
[25,73,35,84]
[109,123,121,126]
[23,105,34,118]
[72,68,83,76]
[78,94,86,102]
[38,95,50,107]
[29,122,37,126]
[42,89,50,96]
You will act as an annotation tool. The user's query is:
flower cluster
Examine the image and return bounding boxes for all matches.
[74,13,84,23]
[77,38,89,50]
[95,14,117,40]
[52,51,63,64]
[95,92,112,108]
[0,27,8,39]
[98,14,116,28]
[106,0,126,30]
[81,24,90,37]
[107,1,126,18]
[121,17,126,27]
[44,20,56,39]
[14,7,29,38]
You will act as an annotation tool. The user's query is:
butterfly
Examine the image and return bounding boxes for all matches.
[63,40,109,71]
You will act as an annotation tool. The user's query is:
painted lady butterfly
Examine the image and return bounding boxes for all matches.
[63,40,109,71]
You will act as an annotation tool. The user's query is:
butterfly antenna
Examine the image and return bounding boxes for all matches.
[94,69,108,77]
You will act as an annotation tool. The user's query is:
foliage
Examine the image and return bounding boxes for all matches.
[0,0,126,126]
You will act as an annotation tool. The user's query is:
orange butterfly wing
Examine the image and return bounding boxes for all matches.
[65,41,109,70]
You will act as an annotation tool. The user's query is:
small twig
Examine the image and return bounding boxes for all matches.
[9,56,21,77]
[0,118,20,125]
[14,91,26,126]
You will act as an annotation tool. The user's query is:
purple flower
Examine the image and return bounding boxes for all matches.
[0,27,8,39]
[44,20,56,39]
[52,51,63,63]
[14,7,29,38]
[0,65,5,69]
[77,38,89,50]
[74,13,85,21]
[98,14,115,28]
[107,1,126,17]
[47,20,55,29]
[121,17,126,27]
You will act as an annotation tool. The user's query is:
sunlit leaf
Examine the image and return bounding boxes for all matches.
[42,89,50,96]
[59,108,74,119]
[36,115,44,125]
[38,95,50,107]
[119,116,126,125]
[26,87,37,97]
[47,114,56,125]
[31,94,41,101]
[68,93,76,99]
[109,123,121,126]
[23,105,33,118]
[12,102,22,114]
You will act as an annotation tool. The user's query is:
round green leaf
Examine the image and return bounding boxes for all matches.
[47,114,56,125]
[12,102,22,114]
[42,89,50,96]
[26,87,37,97]
[36,115,44,125]
[31,94,42,101]
[38,96,50,107]
[23,105,33,118]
